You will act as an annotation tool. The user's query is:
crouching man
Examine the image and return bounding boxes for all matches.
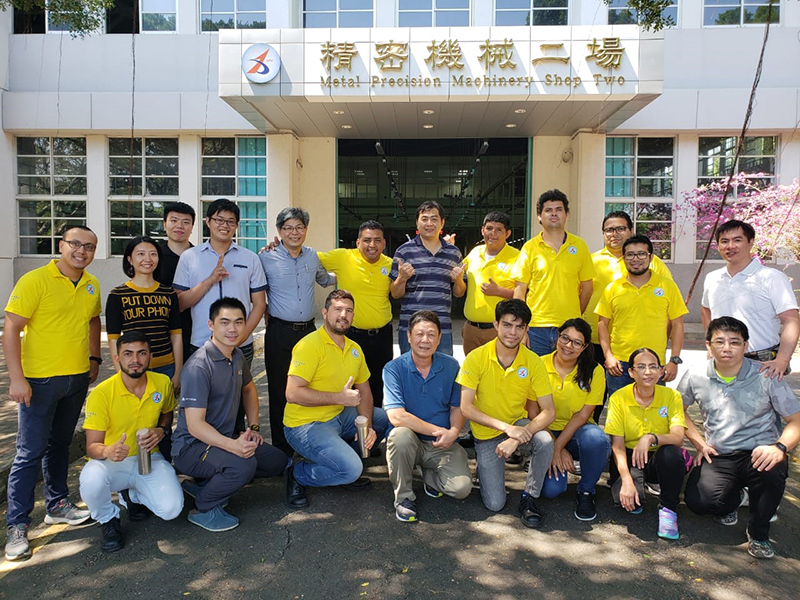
[80,331,183,552]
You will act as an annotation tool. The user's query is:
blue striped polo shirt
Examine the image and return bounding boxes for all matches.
[390,235,462,334]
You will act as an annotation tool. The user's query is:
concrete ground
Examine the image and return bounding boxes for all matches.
[0,322,799,599]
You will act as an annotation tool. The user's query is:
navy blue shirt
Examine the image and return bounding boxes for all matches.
[383,352,461,441]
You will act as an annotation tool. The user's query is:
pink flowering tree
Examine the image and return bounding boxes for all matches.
[676,174,800,264]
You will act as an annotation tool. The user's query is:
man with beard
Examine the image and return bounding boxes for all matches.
[596,235,688,397]
[457,299,555,529]
[80,331,183,552]
[284,290,392,497]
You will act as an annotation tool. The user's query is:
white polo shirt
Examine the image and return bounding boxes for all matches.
[702,258,799,352]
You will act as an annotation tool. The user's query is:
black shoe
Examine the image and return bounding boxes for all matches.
[340,477,372,491]
[284,465,309,509]
[121,489,151,522]
[575,491,597,521]
[519,494,544,529]
[100,517,124,553]
[505,451,523,465]
[369,446,382,458]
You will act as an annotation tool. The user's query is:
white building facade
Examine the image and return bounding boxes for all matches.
[1,1,799,318]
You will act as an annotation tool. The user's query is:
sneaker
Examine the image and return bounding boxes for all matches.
[519,494,544,529]
[100,517,124,553]
[44,498,91,526]
[657,507,679,540]
[740,487,750,507]
[395,499,418,523]
[423,483,443,498]
[747,532,775,559]
[4,524,31,561]
[187,506,239,532]
[575,491,597,521]
[644,482,661,496]
[629,505,643,515]
[714,511,739,526]
[120,489,151,522]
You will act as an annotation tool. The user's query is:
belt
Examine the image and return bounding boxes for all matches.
[744,345,780,362]
[270,317,315,331]
[467,320,494,330]
[349,323,391,337]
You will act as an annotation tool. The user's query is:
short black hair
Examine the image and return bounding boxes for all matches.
[116,330,151,353]
[715,219,755,243]
[495,299,531,326]
[325,289,355,310]
[206,199,240,222]
[622,234,653,255]
[627,347,661,367]
[358,220,385,237]
[122,236,162,279]
[277,207,310,229]
[209,297,246,321]
[60,224,96,238]
[415,200,445,221]
[602,211,633,229]
[482,211,511,230]
[706,316,749,343]
[536,189,568,215]
[163,202,196,224]
[408,310,441,333]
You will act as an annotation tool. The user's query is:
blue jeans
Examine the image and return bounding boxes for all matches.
[541,424,612,498]
[284,407,392,487]
[150,363,175,378]
[398,328,453,356]
[528,327,558,356]
[7,372,90,526]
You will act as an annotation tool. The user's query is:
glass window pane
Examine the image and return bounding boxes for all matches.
[19,200,51,218]
[238,157,266,176]
[203,138,236,156]
[54,177,87,195]
[239,201,267,219]
[495,11,529,26]
[20,217,49,236]
[202,0,234,10]
[304,12,337,27]
[53,137,86,155]
[237,13,267,28]
[54,156,87,175]
[435,10,469,26]
[144,201,165,218]
[202,15,235,31]
[744,5,778,24]
[145,157,179,176]
[497,0,530,8]
[609,9,637,25]
[605,178,632,197]
[743,136,776,155]
[698,136,733,156]
[142,14,176,31]
[18,176,51,195]
[399,11,432,26]
[606,158,633,177]
[305,0,336,9]
[145,138,178,156]
[339,11,373,27]
[109,157,142,176]
[146,220,166,237]
[532,10,567,25]
[637,158,673,178]
[340,0,373,9]
[18,156,51,176]
[145,177,179,196]
[238,137,266,156]
[436,0,468,8]
[652,241,671,261]
[606,137,633,156]
[698,157,735,177]
[238,221,265,238]
[17,137,50,155]
[20,238,53,255]
[203,157,236,176]
[637,178,673,198]
[202,178,236,196]
[109,201,142,218]
[636,221,672,240]
[400,0,431,8]
[704,7,741,26]
[54,200,87,217]
[605,202,634,215]
[237,0,265,10]
[535,0,568,6]
[638,137,673,156]
[238,177,266,196]
[738,156,775,174]
[109,138,142,156]
[110,219,143,237]
[237,239,264,253]
[109,177,143,196]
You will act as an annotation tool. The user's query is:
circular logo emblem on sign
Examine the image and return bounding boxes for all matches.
[517,367,528,379]
[653,287,665,297]
[242,44,281,84]
[86,284,95,295]
[381,267,388,276]
[351,349,359,359]
[567,246,577,255]
[152,392,162,404]
[658,406,668,418]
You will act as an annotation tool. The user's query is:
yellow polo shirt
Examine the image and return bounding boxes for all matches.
[541,352,605,431]
[5,260,102,378]
[595,272,688,363]
[318,248,393,330]
[583,247,673,344]
[511,232,595,327]
[285,326,371,427]
[456,340,552,440]
[462,243,520,324]
[604,384,686,449]
[83,371,176,457]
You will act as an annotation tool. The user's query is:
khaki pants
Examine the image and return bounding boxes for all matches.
[386,427,472,507]
[462,322,497,356]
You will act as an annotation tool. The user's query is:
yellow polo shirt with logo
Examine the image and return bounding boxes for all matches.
[317,248,393,330]
[583,247,673,344]
[595,272,688,364]
[604,384,686,449]
[285,326,371,427]
[462,243,520,324]
[456,341,552,440]
[83,371,176,457]
[541,352,605,431]
[511,232,595,327]
[5,260,102,378]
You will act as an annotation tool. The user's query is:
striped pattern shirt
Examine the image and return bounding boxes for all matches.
[390,235,462,334]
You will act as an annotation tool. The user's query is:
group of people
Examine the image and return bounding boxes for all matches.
[3,190,798,563]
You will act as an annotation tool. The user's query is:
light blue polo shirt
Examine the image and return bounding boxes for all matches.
[172,241,267,348]
[383,352,461,441]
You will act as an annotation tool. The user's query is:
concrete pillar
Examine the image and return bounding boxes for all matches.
[673,133,699,265]
[570,131,605,249]
[265,132,297,240]
[85,135,109,259]
[178,134,202,245]
[531,136,573,238]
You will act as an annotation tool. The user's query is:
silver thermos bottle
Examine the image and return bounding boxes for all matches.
[137,428,151,475]
[355,416,370,459]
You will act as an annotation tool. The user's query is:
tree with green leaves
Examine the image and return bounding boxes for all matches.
[0,0,115,36]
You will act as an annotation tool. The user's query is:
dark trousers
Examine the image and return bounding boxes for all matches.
[347,323,393,408]
[173,440,289,512]
[685,451,787,541]
[609,445,685,512]
[6,372,90,526]
[592,343,607,423]
[264,320,315,456]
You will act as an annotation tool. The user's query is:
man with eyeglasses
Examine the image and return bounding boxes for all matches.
[4,225,102,561]
[596,234,688,398]
[259,207,334,455]
[701,220,799,380]
[679,317,800,559]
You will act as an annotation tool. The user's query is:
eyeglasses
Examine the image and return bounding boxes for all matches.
[603,226,629,234]
[633,364,661,373]
[558,334,586,349]
[281,225,307,234]
[210,217,237,227]
[62,239,97,252]
[624,251,650,260]
[710,339,745,349]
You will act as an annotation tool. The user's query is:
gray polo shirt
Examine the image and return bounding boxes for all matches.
[172,241,267,347]
[172,340,252,457]
[678,358,800,454]
[259,243,334,322]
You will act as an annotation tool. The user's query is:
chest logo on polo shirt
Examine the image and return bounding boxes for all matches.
[152,392,162,404]
[381,267,389,276]
[658,406,668,418]
[497,262,508,271]
[567,246,577,255]
[517,367,528,379]
[351,349,360,359]
[653,288,665,297]
[86,284,96,295]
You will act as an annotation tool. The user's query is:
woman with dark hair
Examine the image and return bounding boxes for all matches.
[540,318,610,522]
[604,348,687,540]
[106,236,183,390]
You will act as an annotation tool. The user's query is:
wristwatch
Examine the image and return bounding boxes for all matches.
[89,356,103,365]
[669,356,683,365]
[650,434,660,447]
[775,442,788,456]
[249,424,260,432]
[159,425,170,437]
